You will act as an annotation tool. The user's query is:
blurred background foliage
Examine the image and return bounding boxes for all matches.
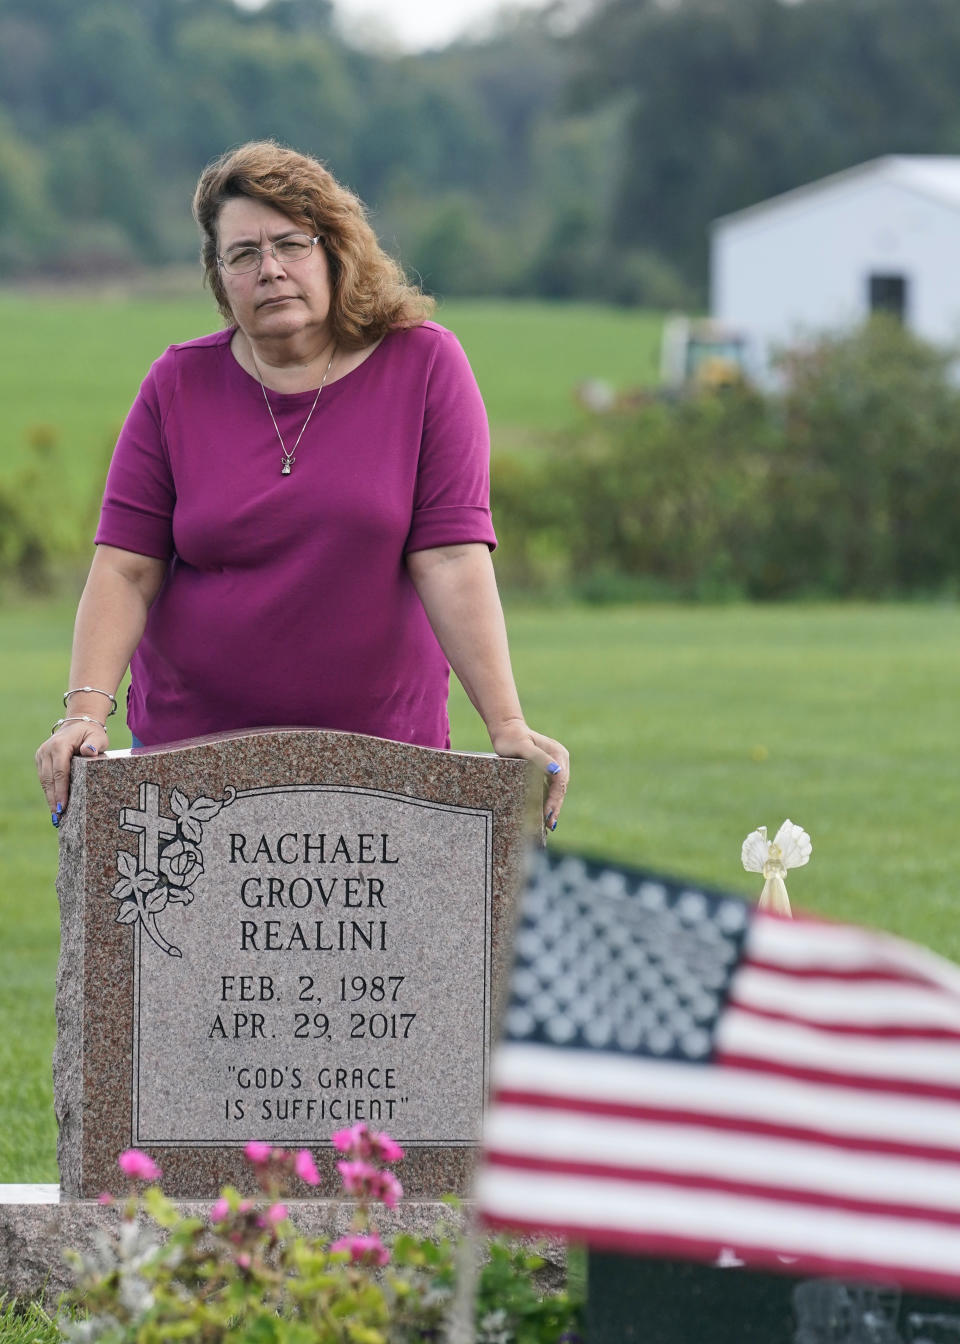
[6,0,960,599]
[492,318,960,601]
[7,0,960,299]
[7,312,960,601]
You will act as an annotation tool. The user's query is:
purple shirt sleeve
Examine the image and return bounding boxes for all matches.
[95,356,176,560]
[404,328,497,554]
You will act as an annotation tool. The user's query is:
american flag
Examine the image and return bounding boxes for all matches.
[476,849,960,1298]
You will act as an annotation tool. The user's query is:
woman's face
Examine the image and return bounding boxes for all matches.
[216,196,333,349]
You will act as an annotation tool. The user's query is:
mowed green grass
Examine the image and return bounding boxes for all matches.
[0,291,662,502]
[2,597,960,1181]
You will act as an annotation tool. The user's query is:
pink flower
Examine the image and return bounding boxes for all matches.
[118,1149,161,1181]
[331,1233,390,1267]
[294,1148,320,1186]
[209,1197,230,1223]
[330,1124,404,1165]
[265,1202,287,1224]
[331,1122,371,1157]
[236,1252,251,1271]
[378,1170,403,1208]
[373,1132,404,1164]
[97,1192,114,1206]
[244,1140,273,1165]
[337,1158,377,1199]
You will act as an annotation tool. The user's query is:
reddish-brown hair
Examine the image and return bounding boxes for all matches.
[192,140,433,348]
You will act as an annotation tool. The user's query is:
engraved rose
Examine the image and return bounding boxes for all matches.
[110,850,178,957]
[159,837,204,890]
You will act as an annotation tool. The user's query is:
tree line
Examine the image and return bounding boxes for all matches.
[3,0,960,301]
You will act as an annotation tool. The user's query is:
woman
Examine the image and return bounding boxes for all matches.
[35,141,569,829]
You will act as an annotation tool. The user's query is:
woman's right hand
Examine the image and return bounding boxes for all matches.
[36,719,109,826]
[34,543,166,828]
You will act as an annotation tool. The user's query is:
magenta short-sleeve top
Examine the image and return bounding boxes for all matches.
[94,321,497,748]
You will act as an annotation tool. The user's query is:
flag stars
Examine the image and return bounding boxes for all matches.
[510,968,540,998]
[516,930,545,960]
[681,1029,711,1058]
[531,991,558,1019]
[555,857,588,889]
[596,872,628,899]
[585,1018,614,1048]
[505,1006,535,1038]
[552,974,580,1000]
[545,1014,577,1044]
[677,891,708,924]
[504,850,746,1059]
[638,882,668,910]
[569,998,599,1027]
[535,952,563,980]
[717,900,749,933]
[616,1023,645,1051]
[647,1027,675,1054]
[691,993,720,1022]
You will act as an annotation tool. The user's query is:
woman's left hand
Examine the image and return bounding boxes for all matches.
[489,718,569,831]
[405,545,569,830]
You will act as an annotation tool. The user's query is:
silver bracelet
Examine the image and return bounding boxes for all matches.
[64,686,118,717]
[52,715,108,735]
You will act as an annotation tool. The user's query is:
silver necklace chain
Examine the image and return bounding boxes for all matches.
[250,344,337,476]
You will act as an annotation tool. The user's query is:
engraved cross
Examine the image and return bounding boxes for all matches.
[120,782,179,873]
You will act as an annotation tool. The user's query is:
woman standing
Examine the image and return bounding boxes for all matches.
[35,141,568,829]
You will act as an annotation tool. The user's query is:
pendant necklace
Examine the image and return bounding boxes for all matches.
[251,343,337,475]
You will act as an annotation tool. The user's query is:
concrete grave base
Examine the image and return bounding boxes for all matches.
[0,1187,565,1308]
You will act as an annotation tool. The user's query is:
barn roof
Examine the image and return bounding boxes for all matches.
[712,155,960,231]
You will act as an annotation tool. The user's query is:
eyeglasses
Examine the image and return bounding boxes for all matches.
[217,234,322,275]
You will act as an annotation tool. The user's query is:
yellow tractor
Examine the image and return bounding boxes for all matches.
[660,315,751,394]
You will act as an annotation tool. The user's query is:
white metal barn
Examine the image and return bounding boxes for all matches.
[711,155,960,379]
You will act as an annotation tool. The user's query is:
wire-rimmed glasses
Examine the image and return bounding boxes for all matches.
[218,234,322,275]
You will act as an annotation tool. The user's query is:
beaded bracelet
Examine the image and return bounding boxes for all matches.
[63,686,118,717]
[51,715,108,736]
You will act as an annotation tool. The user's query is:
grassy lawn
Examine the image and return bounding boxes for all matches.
[3,596,960,1183]
[0,291,662,495]
[0,1298,62,1344]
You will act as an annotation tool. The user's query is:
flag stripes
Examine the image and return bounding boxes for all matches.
[475,1200,960,1301]
[477,1167,960,1277]
[476,850,960,1295]
[716,1008,960,1083]
[491,1043,960,1152]
[731,965,960,1029]
[483,1103,960,1212]
[493,1086,960,1164]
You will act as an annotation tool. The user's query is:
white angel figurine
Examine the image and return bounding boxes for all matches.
[741,819,811,917]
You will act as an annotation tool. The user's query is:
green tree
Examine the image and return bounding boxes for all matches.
[572,0,960,291]
[48,114,161,259]
[0,113,55,273]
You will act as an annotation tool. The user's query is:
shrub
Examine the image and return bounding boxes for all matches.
[763,316,960,597]
[494,384,774,600]
[60,1127,583,1343]
[491,317,960,600]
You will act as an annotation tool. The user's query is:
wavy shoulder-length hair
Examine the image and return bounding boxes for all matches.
[193,140,433,349]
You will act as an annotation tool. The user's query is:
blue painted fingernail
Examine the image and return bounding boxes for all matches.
[56,803,63,815]
[550,818,558,831]
[51,812,59,827]
[547,762,561,775]
[546,810,554,823]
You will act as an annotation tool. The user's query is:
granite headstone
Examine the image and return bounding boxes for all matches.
[55,729,533,1200]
